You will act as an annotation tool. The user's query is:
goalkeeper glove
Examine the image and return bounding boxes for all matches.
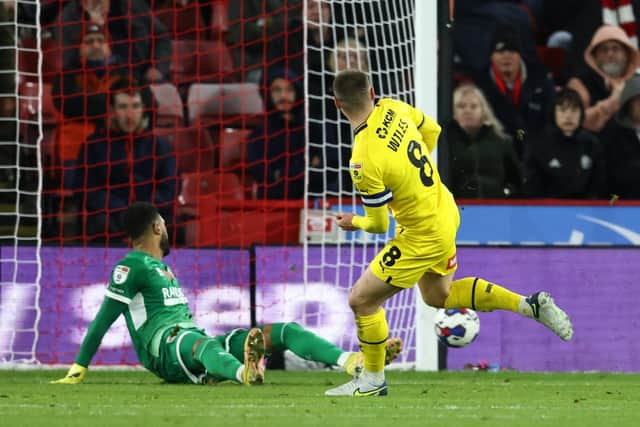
[51,363,87,384]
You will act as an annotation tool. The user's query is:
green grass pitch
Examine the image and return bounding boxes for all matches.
[2,370,639,426]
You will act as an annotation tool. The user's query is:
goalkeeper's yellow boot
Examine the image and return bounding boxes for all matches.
[384,337,403,365]
[242,328,266,385]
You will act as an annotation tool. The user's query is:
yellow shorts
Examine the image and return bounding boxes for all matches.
[370,206,460,289]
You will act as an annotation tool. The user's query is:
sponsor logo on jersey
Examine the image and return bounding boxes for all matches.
[162,287,188,306]
[447,254,457,270]
[350,162,363,182]
[112,265,130,285]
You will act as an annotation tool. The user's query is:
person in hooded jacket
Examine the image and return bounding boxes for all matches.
[72,78,178,241]
[567,24,640,135]
[607,75,640,200]
[246,67,305,200]
[524,87,607,199]
[446,83,522,199]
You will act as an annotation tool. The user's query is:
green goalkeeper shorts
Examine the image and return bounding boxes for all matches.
[151,327,253,384]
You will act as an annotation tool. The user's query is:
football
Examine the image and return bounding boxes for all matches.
[434,308,480,348]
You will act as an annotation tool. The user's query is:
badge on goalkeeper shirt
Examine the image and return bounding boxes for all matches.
[112,265,130,285]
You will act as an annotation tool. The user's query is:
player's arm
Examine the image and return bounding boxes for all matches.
[52,262,137,384]
[342,158,392,234]
[51,297,126,384]
[412,107,441,153]
[351,196,391,233]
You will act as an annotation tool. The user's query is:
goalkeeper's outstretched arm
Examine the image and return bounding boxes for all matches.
[51,297,126,384]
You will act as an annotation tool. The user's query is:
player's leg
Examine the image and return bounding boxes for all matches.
[418,271,573,341]
[325,267,403,396]
[178,328,265,385]
[262,322,361,376]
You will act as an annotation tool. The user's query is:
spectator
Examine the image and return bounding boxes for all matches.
[72,79,177,241]
[53,23,129,162]
[524,88,607,199]
[247,67,305,199]
[567,25,640,135]
[608,75,640,199]
[55,0,170,83]
[542,0,640,76]
[474,24,555,156]
[447,84,522,199]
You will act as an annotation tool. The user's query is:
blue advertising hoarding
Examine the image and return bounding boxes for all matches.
[331,204,640,246]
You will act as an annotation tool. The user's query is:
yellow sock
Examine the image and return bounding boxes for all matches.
[356,308,388,373]
[444,277,522,312]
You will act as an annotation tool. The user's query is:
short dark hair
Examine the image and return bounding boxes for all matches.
[123,202,160,240]
[333,69,372,115]
[108,78,154,111]
[554,87,584,123]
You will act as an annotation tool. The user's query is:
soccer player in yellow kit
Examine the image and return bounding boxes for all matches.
[325,70,573,397]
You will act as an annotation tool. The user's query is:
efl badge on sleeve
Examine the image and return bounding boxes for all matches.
[113,265,130,285]
[349,162,363,183]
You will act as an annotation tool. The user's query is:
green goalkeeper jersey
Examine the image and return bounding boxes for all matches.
[105,250,198,364]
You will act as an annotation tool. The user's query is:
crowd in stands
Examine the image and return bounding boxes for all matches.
[2,0,640,245]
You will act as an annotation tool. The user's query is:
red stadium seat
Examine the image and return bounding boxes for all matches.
[219,128,252,169]
[169,126,216,173]
[187,83,263,127]
[170,39,234,87]
[150,83,184,130]
[180,171,244,206]
[185,208,300,248]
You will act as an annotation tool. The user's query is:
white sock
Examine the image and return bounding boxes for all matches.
[362,369,385,384]
[336,352,351,367]
[235,365,244,383]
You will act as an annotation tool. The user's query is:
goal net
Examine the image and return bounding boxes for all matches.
[302,0,424,368]
[1,0,436,369]
[0,1,42,364]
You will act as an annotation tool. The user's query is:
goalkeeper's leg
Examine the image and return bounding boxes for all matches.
[264,322,360,376]
[178,329,265,384]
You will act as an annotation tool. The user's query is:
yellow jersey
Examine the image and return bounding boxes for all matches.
[349,98,455,235]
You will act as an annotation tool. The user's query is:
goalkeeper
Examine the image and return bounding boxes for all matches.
[53,202,402,385]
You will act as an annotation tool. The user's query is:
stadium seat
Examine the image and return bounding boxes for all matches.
[170,39,234,87]
[150,83,184,130]
[219,128,252,169]
[187,83,263,127]
[179,171,244,206]
[18,38,62,84]
[186,208,300,248]
[169,126,216,173]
